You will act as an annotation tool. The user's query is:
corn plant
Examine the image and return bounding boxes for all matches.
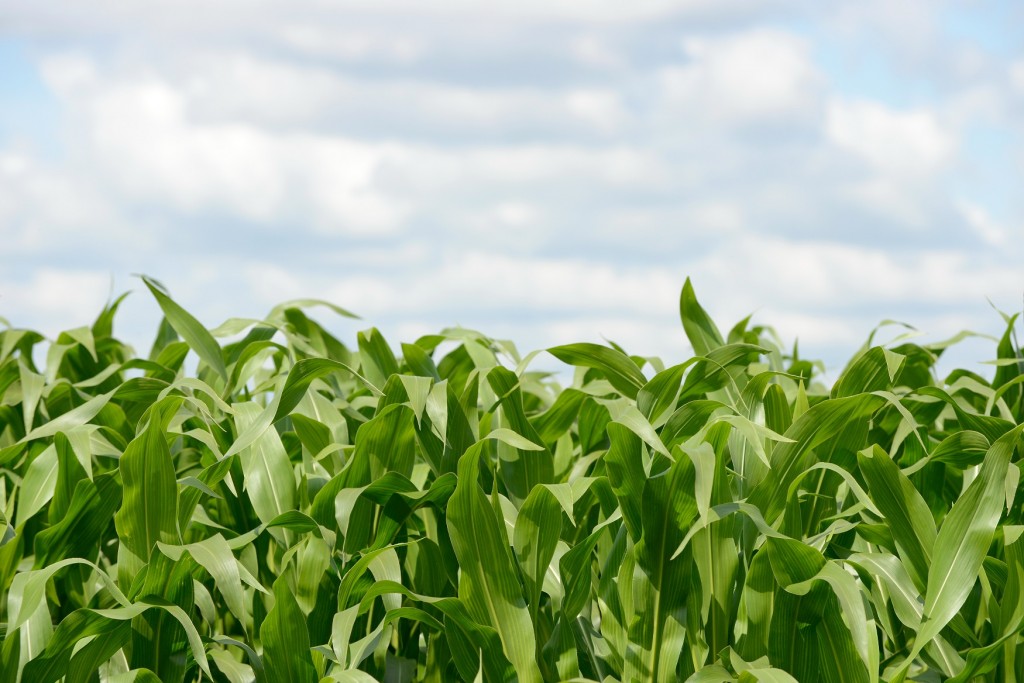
[1,276,1023,682]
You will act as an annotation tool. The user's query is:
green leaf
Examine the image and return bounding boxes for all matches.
[23,614,132,683]
[358,328,400,388]
[679,343,765,403]
[113,409,179,560]
[274,357,381,422]
[128,550,196,682]
[485,427,545,451]
[34,473,123,567]
[911,425,1024,662]
[530,388,587,443]
[267,298,359,321]
[261,575,317,683]
[488,367,554,505]
[748,393,886,522]
[680,277,724,356]
[638,363,687,423]
[49,433,87,525]
[20,390,117,443]
[513,485,562,621]
[19,362,44,434]
[547,342,647,399]
[857,445,936,592]
[627,452,698,682]
[766,537,825,587]
[831,347,904,398]
[141,276,227,382]
[446,442,542,683]
[17,444,58,525]
[401,341,441,381]
[929,430,989,468]
[158,534,251,627]
[234,401,296,528]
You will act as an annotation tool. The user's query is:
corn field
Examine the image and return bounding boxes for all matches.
[1,276,1023,682]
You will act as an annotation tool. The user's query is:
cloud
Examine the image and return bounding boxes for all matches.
[0,269,112,335]
[141,51,631,139]
[1,0,1021,379]
[694,236,1021,312]
[33,52,666,240]
[298,252,681,321]
[40,55,411,232]
[824,98,956,226]
[0,149,126,254]
[3,0,793,33]
[229,235,1021,361]
[956,199,1011,247]
[825,98,954,175]
[825,0,942,63]
[279,25,425,64]
[660,29,822,126]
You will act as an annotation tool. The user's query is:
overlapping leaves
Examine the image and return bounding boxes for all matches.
[0,277,1022,682]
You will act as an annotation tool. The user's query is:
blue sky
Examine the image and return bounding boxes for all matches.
[1,0,1022,379]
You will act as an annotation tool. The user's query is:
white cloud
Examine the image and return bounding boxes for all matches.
[40,56,410,232]
[825,98,956,226]
[36,53,98,95]
[957,199,1012,247]
[93,85,289,221]
[826,0,940,62]
[3,0,789,33]
[0,270,112,335]
[564,90,629,132]
[161,52,631,136]
[2,0,1020,380]
[660,29,821,125]
[178,54,352,126]
[693,236,1021,312]
[155,234,1022,377]
[0,151,125,253]
[319,252,681,318]
[826,99,954,175]
[280,25,424,63]
[31,53,657,238]
[290,136,411,234]
[1010,60,1024,92]
[569,35,626,70]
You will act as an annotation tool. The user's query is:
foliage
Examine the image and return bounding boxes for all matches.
[1,277,1024,682]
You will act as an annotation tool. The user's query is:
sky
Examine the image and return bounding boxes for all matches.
[1,0,1022,380]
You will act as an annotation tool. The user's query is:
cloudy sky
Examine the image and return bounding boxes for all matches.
[1,0,1022,379]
